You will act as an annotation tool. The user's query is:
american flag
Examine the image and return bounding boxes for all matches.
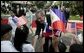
[17,16,27,26]
[50,8,66,32]
[66,22,77,35]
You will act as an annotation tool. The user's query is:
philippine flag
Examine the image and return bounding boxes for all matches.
[50,8,66,32]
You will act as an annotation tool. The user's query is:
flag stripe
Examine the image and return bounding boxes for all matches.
[50,9,60,23]
[76,23,83,30]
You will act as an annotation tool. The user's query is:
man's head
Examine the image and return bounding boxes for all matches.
[36,10,45,18]
[58,42,67,52]
[35,10,45,23]
[1,24,12,40]
[69,44,83,52]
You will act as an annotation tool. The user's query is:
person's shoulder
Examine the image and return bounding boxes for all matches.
[1,41,18,52]
[23,44,34,49]
[22,44,35,52]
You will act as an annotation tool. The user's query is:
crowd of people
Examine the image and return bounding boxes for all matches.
[1,5,83,52]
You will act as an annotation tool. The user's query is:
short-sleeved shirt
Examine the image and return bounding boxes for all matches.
[1,41,18,52]
[22,44,35,52]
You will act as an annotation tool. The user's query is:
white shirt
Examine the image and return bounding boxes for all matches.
[8,16,18,38]
[22,44,35,52]
[1,41,18,52]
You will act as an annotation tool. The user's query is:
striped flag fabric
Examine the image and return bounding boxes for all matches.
[50,8,66,32]
[66,22,77,34]
[76,23,83,30]
[17,16,27,27]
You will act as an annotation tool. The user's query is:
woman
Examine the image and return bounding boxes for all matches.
[14,25,35,52]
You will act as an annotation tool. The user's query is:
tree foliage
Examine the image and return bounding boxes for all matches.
[34,1,47,9]
[63,1,83,16]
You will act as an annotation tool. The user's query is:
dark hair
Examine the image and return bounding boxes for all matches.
[1,24,12,36]
[12,8,26,17]
[69,44,83,52]
[14,25,29,52]
[58,42,67,52]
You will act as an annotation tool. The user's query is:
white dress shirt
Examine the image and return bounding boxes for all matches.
[1,41,18,52]
[8,16,18,41]
[22,44,35,52]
